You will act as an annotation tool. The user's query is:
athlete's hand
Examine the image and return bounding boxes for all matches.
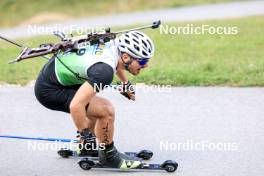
[118,81,135,101]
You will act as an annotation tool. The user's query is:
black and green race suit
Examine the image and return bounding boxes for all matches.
[34,41,120,113]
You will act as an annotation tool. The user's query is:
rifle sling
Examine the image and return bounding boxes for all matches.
[54,53,88,81]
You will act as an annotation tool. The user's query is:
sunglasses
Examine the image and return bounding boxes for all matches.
[137,59,149,66]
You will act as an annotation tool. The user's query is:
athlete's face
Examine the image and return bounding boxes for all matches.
[122,53,148,75]
[128,59,148,75]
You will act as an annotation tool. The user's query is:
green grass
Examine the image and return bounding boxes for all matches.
[0,0,235,28]
[0,36,56,85]
[1,16,264,86]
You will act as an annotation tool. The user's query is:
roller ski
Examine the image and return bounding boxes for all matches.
[78,142,178,173]
[79,159,178,173]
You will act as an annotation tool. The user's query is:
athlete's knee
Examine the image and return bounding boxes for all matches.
[99,100,115,120]
[102,104,115,119]
[87,97,115,121]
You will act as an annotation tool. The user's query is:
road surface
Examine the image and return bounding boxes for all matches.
[0,86,263,175]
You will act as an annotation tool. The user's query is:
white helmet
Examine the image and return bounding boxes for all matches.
[118,31,155,59]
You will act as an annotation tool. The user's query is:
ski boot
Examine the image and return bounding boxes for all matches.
[98,142,142,170]
[77,128,98,157]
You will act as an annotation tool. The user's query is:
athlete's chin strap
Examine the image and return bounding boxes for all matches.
[121,57,133,71]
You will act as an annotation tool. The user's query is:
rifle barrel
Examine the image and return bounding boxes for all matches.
[115,20,161,34]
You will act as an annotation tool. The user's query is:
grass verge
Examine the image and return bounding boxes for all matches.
[0,16,263,86]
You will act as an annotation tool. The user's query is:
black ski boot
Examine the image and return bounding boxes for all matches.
[99,142,142,170]
[77,128,98,157]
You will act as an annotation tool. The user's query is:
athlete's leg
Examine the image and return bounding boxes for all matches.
[85,114,96,133]
[85,96,142,168]
[86,96,115,145]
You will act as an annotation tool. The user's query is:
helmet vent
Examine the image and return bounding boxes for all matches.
[125,39,130,44]
[146,40,152,50]
[128,47,138,57]
[133,39,139,44]
[135,32,144,37]
[142,40,147,48]
[132,33,139,39]
[142,51,147,57]
[134,44,140,51]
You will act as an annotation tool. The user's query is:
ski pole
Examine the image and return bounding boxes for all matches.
[0,135,78,143]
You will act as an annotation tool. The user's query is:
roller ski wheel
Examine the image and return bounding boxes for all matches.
[57,148,74,158]
[79,159,94,170]
[161,160,178,173]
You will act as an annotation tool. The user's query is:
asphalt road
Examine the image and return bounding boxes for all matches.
[0,0,264,38]
[0,86,263,176]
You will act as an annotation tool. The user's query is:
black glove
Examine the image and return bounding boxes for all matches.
[118,80,135,101]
